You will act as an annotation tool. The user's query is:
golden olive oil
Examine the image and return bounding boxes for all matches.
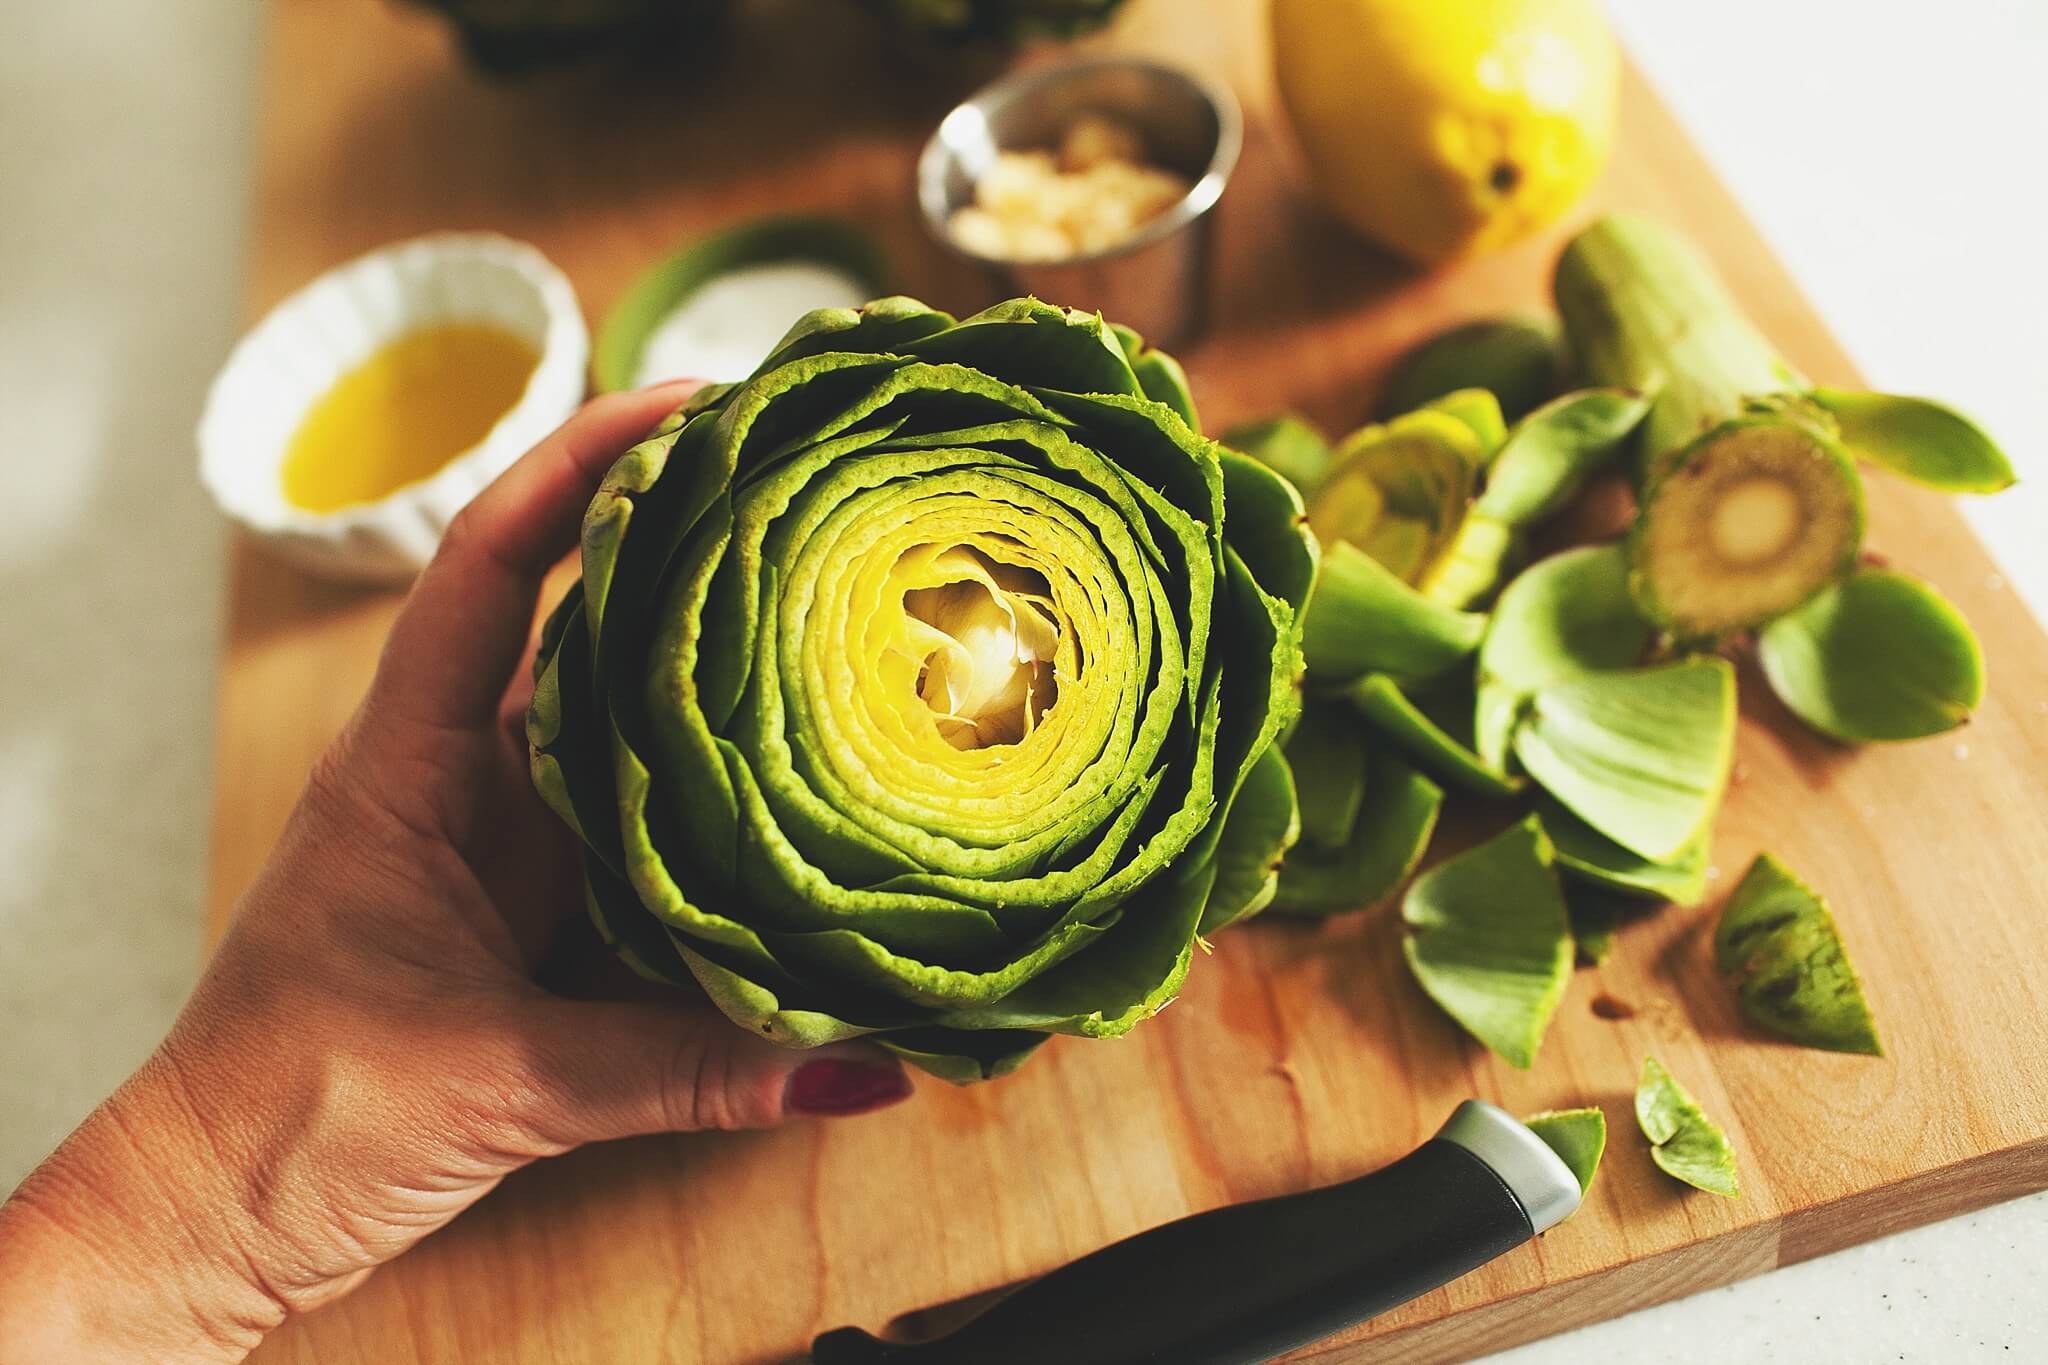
[280,322,540,513]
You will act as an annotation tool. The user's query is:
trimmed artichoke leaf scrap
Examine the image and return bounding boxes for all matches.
[1473,542,1654,775]
[1539,796,1710,908]
[1417,512,1518,611]
[1757,567,1985,744]
[1564,890,1621,966]
[1512,657,1737,865]
[1420,387,1508,460]
[1343,673,1521,800]
[1635,1056,1741,1197]
[1400,815,1574,1069]
[528,296,1308,1080]
[1473,387,1650,527]
[1376,316,1565,424]
[1270,700,1443,917]
[1524,1107,1607,1197]
[1310,409,1483,587]
[1299,541,1487,687]
[1713,853,1882,1056]
[1808,389,2016,494]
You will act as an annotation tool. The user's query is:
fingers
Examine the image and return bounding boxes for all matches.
[504,997,913,1150]
[367,382,701,738]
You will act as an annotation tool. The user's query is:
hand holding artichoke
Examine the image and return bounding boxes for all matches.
[530,298,1311,1079]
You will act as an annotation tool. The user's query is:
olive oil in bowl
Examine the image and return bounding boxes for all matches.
[280,322,540,514]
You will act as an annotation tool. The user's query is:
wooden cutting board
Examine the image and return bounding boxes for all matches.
[210,1,2048,1359]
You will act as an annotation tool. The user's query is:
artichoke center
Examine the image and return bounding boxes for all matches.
[900,547,1060,750]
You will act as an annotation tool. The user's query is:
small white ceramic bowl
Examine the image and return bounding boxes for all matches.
[198,232,589,583]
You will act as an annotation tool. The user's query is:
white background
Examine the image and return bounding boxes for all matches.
[1,1,2042,1358]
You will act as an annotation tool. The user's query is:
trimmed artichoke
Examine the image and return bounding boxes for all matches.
[529,298,1310,1080]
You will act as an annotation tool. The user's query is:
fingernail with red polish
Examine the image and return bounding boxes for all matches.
[786,1058,913,1117]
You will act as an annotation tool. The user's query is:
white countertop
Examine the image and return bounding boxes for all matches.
[2,1,2041,1358]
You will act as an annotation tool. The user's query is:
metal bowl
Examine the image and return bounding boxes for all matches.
[917,58,1242,346]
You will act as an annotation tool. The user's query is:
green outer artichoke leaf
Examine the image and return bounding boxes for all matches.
[1185,542,1306,887]
[1713,852,1883,1056]
[1400,815,1574,1069]
[1513,657,1736,864]
[528,591,601,853]
[1757,568,1985,743]
[753,294,954,382]
[1109,321,1201,429]
[1474,388,1650,527]
[582,857,694,988]
[1636,1056,1741,1197]
[1271,731,1443,916]
[907,297,1142,398]
[1422,388,1509,460]
[1538,795,1710,907]
[1344,674,1522,799]
[1524,1107,1607,1197]
[1809,389,2016,494]
[1202,742,1301,934]
[1222,414,1336,500]
[1474,544,1653,774]
[1218,447,1319,617]
[935,861,1215,1037]
[1300,542,1487,686]
[680,941,890,1049]
[876,1030,1049,1085]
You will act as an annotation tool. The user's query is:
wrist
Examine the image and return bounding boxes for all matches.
[0,1051,286,1365]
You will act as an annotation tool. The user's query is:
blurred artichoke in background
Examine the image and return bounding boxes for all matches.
[412,0,1124,72]
[529,297,1311,1080]
[857,0,1127,44]
[408,0,736,73]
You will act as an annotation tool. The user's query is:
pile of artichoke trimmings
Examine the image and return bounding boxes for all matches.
[1225,212,2008,1070]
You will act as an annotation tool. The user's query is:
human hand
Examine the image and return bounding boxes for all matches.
[0,384,913,1365]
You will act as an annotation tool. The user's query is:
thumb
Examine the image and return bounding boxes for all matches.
[504,997,914,1149]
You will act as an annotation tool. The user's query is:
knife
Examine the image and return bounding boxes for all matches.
[811,1099,1579,1365]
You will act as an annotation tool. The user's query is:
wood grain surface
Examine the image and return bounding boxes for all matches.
[208,1,2048,1360]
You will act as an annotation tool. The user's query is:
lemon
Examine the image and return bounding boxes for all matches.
[1271,0,1619,266]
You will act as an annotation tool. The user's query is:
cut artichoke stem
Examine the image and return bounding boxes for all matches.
[1628,415,1864,638]
[1555,213,1807,483]
[1709,476,1802,565]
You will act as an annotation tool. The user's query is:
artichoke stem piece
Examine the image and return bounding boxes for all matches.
[1626,416,1865,639]
[1557,216,1865,637]
[1556,213,1804,477]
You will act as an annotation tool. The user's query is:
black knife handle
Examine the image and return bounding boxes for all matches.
[812,1100,1579,1365]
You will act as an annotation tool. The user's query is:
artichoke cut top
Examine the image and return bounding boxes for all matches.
[895,546,1063,750]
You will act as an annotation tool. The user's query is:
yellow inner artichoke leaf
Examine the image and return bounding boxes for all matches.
[809,492,1133,828]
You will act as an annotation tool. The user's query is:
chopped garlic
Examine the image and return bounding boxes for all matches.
[949,113,1192,263]
[1059,112,1145,173]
